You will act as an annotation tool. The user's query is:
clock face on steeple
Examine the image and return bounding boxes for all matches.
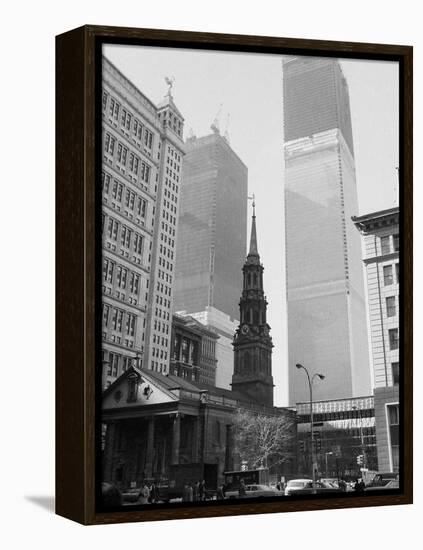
[241,324,250,335]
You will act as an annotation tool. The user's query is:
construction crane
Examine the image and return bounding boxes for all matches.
[210,103,223,134]
[223,113,231,144]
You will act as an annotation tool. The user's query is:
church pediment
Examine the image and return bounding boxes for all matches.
[102,367,178,410]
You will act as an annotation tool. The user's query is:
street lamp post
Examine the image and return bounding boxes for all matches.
[296,363,325,492]
[352,405,366,475]
[325,451,333,479]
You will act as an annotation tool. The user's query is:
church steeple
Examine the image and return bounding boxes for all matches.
[247,197,259,260]
[232,200,274,407]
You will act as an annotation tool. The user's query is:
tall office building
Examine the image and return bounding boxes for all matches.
[101,57,185,387]
[174,131,248,321]
[283,57,371,405]
[353,207,400,472]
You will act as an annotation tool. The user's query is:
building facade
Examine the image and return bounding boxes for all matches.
[102,367,296,493]
[283,56,371,405]
[170,313,219,386]
[174,130,248,321]
[189,306,238,390]
[296,396,378,481]
[102,207,296,496]
[232,204,274,408]
[101,58,185,387]
[353,207,400,472]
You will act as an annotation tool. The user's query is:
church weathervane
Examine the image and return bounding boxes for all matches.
[164,75,175,97]
[248,193,256,216]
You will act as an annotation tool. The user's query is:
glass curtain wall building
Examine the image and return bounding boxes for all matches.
[174,132,248,322]
[283,57,371,405]
[296,396,378,480]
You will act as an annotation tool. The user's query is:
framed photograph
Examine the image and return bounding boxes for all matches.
[56,25,412,525]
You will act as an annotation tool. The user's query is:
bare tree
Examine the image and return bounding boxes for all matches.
[233,408,294,470]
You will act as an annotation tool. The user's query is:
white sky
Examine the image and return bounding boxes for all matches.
[104,44,399,406]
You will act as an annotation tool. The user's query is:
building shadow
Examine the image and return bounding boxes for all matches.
[25,495,55,513]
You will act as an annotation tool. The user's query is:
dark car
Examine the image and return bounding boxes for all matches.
[365,473,399,491]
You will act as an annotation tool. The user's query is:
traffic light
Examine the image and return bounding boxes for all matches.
[356,455,364,465]
[299,440,305,453]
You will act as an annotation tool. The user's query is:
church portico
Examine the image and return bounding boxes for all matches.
[103,410,207,487]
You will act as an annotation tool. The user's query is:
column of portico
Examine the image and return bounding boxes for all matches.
[171,414,181,465]
[192,416,200,463]
[144,417,155,478]
[103,421,117,481]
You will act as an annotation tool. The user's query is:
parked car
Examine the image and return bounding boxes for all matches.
[365,473,399,491]
[287,480,340,495]
[121,487,141,504]
[320,478,339,488]
[245,484,281,497]
[284,479,313,496]
[225,484,280,499]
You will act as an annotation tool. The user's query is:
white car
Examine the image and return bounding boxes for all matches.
[225,484,280,499]
[284,479,313,495]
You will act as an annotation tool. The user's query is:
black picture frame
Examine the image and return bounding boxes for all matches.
[56,25,413,525]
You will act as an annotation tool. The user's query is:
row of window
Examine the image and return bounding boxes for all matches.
[103,258,141,295]
[103,305,137,337]
[160,232,175,247]
[158,255,174,272]
[104,133,152,184]
[388,328,399,350]
[163,198,177,215]
[105,352,136,377]
[153,319,169,335]
[167,145,181,162]
[383,263,399,286]
[102,171,148,218]
[156,281,172,297]
[166,155,181,171]
[155,294,171,308]
[385,296,397,318]
[155,307,170,321]
[159,109,183,138]
[159,244,174,260]
[165,165,180,183]
[165,177,179,195]
[103,92,155,151]
[150,361,166,374]
[152,347,168,360]
[161,220,176,238]
[391,362,399,385]
[381,233,400,255]
[157,268,173,285]
[104,216,145,255]
[163,187,178,204]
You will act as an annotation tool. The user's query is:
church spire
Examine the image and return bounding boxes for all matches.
[232,193,274,408]
[247,195,259,260]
